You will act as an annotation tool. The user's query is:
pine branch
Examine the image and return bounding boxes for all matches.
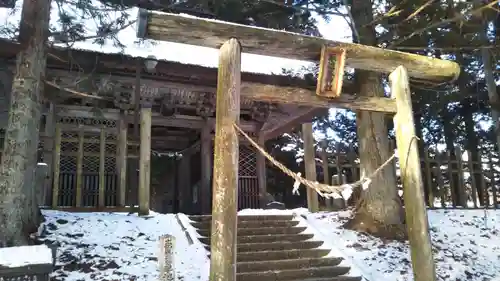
[389,0,500,48]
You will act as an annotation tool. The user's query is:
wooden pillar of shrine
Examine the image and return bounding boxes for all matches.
[138,100,152,216]
[302,122,319,212]
[116,113,128,207]
[42,102,55,207]
[178,152,192,213]
[200,124,212,214]
[320,140,332,209]
[256,134,267,207]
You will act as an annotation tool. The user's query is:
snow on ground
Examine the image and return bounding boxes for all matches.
[0,244,53,267]
[34,208,500,281]
[307,209,500,281]
[37,210,209,281]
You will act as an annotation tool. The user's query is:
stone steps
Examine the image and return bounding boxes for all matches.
[196,226,308,237]
[189,215,294,222]
[237,266,352,281]
[236,257,343,272]
[199,233,315,244]
[191,219,299,229]
[188,214,362,281]
[203,240,324,252]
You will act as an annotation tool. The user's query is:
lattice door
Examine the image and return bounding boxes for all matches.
[55,116,118,208]
[238,145,259,209]
[58,131,78,207]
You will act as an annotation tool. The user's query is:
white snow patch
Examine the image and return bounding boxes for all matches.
[0,244,53,267]
[38,210,209,281]
[308,209,500,281]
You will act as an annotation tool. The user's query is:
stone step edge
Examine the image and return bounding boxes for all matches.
[198,233,315,243]
[196,226,307,233]
[203,240,324,249]
[289,277,362,281]
[189,215,295,221]
[235,265,352,277]
[237,248,331,256]
[191,220,299,228]
[236,257,344,272]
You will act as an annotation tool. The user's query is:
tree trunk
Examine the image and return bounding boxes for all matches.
[441,110,460,206]
[480,21,500,152]
[462,99,484,205]
[344,0,404,238]
[0,0,51,247]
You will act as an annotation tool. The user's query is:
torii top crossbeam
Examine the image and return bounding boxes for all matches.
[136,10,460,83]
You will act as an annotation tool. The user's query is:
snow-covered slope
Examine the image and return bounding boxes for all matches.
[34,208,500,281]
[307,209,500,281]
[37,210,209,281]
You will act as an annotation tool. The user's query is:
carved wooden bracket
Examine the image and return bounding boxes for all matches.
[114,92,132,110]
[160,94,177,116]
[195,92,215,118]
[250,102,271,122]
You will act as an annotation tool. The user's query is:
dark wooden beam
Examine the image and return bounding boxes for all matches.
[262,107,325,140]
[137,11,460,83]
[49,70,396,113]
[51,105,259,132]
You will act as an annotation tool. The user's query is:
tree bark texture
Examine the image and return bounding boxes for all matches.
[209,38,241,281]
[346,0,404,237]
[0,0,52,247]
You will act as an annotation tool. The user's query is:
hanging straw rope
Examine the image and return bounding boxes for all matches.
[233,122,398,198]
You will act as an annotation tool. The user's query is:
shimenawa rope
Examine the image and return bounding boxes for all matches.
[233,123,398,199]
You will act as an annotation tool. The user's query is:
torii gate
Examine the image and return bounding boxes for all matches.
[135,10,460,281]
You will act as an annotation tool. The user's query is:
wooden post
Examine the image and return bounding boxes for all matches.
[178,153,191,213]
[51,123,61,209]
[256,134,267,208]
[423,148,434,208]
[302,123,319,213]
[159,234,176,281]
[389,65,436,281]
[43,103,55,207]
[200,124,212,214]
[320,140,331,209]
[138,105,152,216]
[75,129,84,207]
[209,38,241,281]
[117,114,128,207]
[98,128,106,208]
[455,147,467,207]
[466,150,478,208]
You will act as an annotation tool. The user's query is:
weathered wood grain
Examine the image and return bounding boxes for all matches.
[138,11,460,83]
[209,38,241,281]
[390,65,436,281]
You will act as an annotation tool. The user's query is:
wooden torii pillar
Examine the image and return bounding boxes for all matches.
[209,38,241,281]
[136,10,460,281]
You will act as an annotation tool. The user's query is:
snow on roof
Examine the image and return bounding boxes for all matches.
[0,0,351,75]
[0,244,53,267]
